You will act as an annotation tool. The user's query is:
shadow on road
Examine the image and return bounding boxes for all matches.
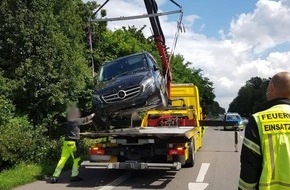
[121,170,177,189]
[41,168,178,189]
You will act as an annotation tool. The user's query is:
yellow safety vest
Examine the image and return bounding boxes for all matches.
[253,104,290,190]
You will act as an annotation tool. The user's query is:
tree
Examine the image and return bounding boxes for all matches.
[170,54,223,115]
[228,77,270,116]
[0,0,95,125]
[91,25,159,69]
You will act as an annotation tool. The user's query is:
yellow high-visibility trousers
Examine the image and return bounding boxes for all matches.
[53,141,81,178]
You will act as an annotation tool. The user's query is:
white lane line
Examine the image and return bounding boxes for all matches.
[98,172,131,190]
[240,135,244,139]
[188,182,209,190]
[196,163,210,182]
[188,163,210,190]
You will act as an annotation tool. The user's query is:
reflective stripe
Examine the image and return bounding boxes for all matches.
[238,178,257,190]
[71,167,79,177]
[53,166,63,177]
[260,181,290,188]
[268,134,275,180]
[243,137,261,155]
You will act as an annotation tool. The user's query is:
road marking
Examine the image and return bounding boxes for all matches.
[188,182,209,190]
[188,163,210,190]
[196,163,210,182]
[240,135,244,139]
[98,172,131,190]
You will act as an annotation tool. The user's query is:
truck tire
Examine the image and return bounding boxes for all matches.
[184,139,195,167]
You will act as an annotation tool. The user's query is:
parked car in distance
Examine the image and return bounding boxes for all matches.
[241,117,249,126]
[93,52,168,121]
[223,112,244,131]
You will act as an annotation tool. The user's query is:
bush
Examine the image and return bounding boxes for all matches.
[0,116,38,163]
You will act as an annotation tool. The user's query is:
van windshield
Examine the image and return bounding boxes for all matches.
[98,54,149,82]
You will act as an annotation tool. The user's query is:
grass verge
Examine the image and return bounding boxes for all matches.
[0,138,101,190]
[0,163,41,190]
[0,162,55,190]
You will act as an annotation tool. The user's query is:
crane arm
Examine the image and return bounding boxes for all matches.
[143,0,172,98]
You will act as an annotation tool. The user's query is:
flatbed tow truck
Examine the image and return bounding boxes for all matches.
[81,84,203,170]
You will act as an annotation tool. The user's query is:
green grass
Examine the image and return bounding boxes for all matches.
[0,162,55,190]
[0,163,41,190]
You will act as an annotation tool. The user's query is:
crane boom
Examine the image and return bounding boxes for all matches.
[143,0,172,98]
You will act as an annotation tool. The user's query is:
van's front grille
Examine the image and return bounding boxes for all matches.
[102,86,141,103]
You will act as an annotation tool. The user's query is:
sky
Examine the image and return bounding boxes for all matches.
[90,0,290,110]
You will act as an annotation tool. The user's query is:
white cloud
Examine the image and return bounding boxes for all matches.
[229,0,290,54]
[91,0,290,110]
[184,14,200,28]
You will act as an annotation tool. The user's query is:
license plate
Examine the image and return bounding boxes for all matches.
[119,162,142,169]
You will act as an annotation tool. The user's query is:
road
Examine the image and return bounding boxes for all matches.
[14,127,244,190]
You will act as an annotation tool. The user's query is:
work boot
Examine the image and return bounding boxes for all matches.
[50,177,58,184]
[70,176,83,182]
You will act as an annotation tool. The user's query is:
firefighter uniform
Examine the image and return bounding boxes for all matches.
[52,114,94,181]
[239,98,290,190]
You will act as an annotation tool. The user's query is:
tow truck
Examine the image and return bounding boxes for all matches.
[82,83,203,170]
[81,0,239,170]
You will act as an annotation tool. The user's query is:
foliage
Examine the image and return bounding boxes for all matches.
[228,77,270,116]
[92,25,159,69]
[0,116,51,164]
[170,54,224,115]
[0,0,96,168]
[0,0,94,125]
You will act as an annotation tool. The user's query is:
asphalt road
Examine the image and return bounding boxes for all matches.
[14,127,244,190]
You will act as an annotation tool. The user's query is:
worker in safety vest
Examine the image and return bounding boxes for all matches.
[239,71,290,190]
[51,106,95,183]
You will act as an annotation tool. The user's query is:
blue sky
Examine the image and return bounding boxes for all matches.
[160,0,256,38]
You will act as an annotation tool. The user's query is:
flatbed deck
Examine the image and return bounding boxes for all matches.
[80,126,197,139]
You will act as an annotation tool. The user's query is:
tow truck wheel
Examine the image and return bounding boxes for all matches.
[184,139,195,167]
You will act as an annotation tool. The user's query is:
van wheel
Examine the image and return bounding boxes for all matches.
[184,139,195,167]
